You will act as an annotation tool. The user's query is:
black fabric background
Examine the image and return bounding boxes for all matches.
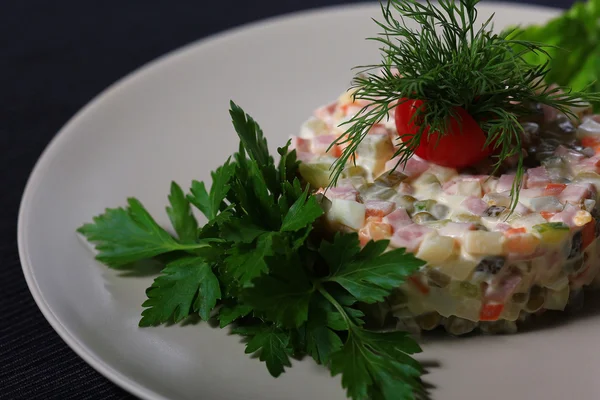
[0,0,576,399]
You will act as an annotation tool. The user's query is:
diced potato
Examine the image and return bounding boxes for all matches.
[511,213,547,231]
[416,233,455,265]
[463,231,504,255]
[544,285,570,311]
[428,164,457,184]
[529,196,563,212]
[483,192,511,208]
[300,117,329,137]
[437,256,479,280]
[574,210,593,227]
[357,157,388,178]
[456,180,483,197]
[356,134,394,162]
[326,199,366,230]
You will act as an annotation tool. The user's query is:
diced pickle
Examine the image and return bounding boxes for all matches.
[450,281,480,299]
[568,231,583,259]
[375,170,407,187]
[512,292,529,304]
[484,206,506,218]
[413,212,437,224]
[427,268,451,288]
[453,213,482,223]
[474,256,506,275]
[298,162,331,188]
[431,203,450,219]
[341,165,369,179]
[533,222,570,245]
[444,316,477,336]
[416,312,442,331]
[413,199,437,212]
[525,286,546,312]
[359,184,397,200]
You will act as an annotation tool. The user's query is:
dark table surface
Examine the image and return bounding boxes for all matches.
[0,0,577,399]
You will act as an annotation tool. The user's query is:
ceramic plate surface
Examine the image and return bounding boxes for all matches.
[20,3,598,400]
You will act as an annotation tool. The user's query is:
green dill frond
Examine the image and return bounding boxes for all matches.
[329,0,600,211]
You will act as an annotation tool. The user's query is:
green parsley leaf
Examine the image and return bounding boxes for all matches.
[140,257,221,326]
[78,198,211,267]
[229,101,278,195]
[306,323,343,365]
[324,235,425,303]
[217,303,253,328]
[220,216,266,243]
[166,181,198,244]
[232,325,293,377]
[188,158,235,220]
[243,254,313,328]
[280,186,323,232]
[319,233,361,274]
[277,141,300,184]
[224,232,275,285]
[330,327,422,400]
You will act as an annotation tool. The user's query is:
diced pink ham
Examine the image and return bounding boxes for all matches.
[290,136,312,152]
[295,151,316,163]
[541,103,560,123]
[485,273,522,303]
[461,196,488,216]
[368,124,388,135]
[442,181,458,194]
[519,187,545,198]
[383,208,412,231]
[555,145,586,162]
[365,200,395,217]
[549,203,580,228]
[397,182,414,195]
[559,184,593,205]
[577,155,600,173]
[314,102,337,121]
[326,186,360,201]
[390,224,433,252]
[385,156,429,178]
[497,174,522,192]
[525,166,550,188]
[495,222,512,232]
[514,202,531,215]
[438,222,475,237]
[311,135,338,155]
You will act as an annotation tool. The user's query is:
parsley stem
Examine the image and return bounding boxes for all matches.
[316,285,353,330]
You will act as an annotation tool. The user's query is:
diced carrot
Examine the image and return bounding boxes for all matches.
[408,275,430,295]
[540,211,557,220]
[358,220,392,245]
[366,216,383,223]
[581,137,600,148]
[503,233,540,255]
[582,219,596,250]
[479,303,504,321]
[505,227,526,235]
[544,183,567,196]
[328,144,342,158]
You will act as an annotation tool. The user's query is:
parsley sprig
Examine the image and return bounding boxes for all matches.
[330,0,600,211]
[78,102,427,399]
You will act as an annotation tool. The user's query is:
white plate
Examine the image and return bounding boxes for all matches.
[18,3,599,400]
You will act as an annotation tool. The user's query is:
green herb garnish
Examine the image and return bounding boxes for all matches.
[78,102,427,399]
[330,0,600,211]
[516,0,600,110]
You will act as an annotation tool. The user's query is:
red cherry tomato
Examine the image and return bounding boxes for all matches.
[395,99,492,168]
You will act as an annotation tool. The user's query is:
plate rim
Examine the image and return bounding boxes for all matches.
[16,2,562,399]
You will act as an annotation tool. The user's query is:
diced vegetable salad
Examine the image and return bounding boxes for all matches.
[294,89,600,335]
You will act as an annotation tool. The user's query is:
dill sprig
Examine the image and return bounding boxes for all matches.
[330,0,600,210]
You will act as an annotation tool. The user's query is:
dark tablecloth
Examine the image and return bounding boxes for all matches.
[0,0,576,399]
